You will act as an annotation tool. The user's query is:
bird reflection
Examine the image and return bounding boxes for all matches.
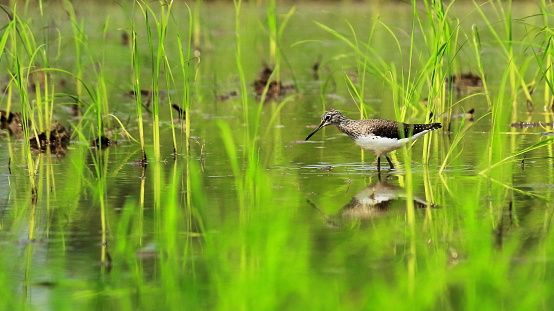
[340,179,432,219]
[309,177,435,225]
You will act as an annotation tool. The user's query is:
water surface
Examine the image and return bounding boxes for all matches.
[1,1,554,310]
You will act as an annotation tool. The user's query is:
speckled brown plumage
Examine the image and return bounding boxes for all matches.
[307,109,441,140]
[305,109,442,172]
[339,118,441,140]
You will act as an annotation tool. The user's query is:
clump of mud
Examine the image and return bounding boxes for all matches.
[30,122,70,155]
[446,72,483,96]
[90,136,115,149]
[0,110,23,138]
[253,66,294,101]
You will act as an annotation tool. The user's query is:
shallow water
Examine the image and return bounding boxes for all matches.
[1,1,554,310]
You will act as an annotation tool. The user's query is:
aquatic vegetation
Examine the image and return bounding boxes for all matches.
[0,0,554,310]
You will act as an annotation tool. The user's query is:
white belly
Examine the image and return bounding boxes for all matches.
[353,134,423,156]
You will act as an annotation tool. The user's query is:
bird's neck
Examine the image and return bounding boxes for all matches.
[335,117,354,132]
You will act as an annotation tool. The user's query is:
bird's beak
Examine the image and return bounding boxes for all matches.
[305,121,326,141]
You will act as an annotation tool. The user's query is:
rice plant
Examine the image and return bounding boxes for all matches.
[0,1,554,310]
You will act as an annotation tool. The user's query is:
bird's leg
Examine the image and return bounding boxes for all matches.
[385,155,395,170]
[377,156,381,174]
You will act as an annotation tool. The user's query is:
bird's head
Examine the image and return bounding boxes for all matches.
[305,109,346,141]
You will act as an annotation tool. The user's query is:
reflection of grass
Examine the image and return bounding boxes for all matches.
[2,1,554,310]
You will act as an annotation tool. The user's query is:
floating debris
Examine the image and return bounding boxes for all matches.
[133,153,148,168]
[30,122,70,155]
[510,121,554,129]
[291,140,313,144]
[216,90,239,101]
[0,110,23,137]
[90,136,114,149]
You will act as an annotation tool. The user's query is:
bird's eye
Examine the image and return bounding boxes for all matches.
[325,115,331,121]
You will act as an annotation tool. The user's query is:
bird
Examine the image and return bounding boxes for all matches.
[305,109,442,173]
